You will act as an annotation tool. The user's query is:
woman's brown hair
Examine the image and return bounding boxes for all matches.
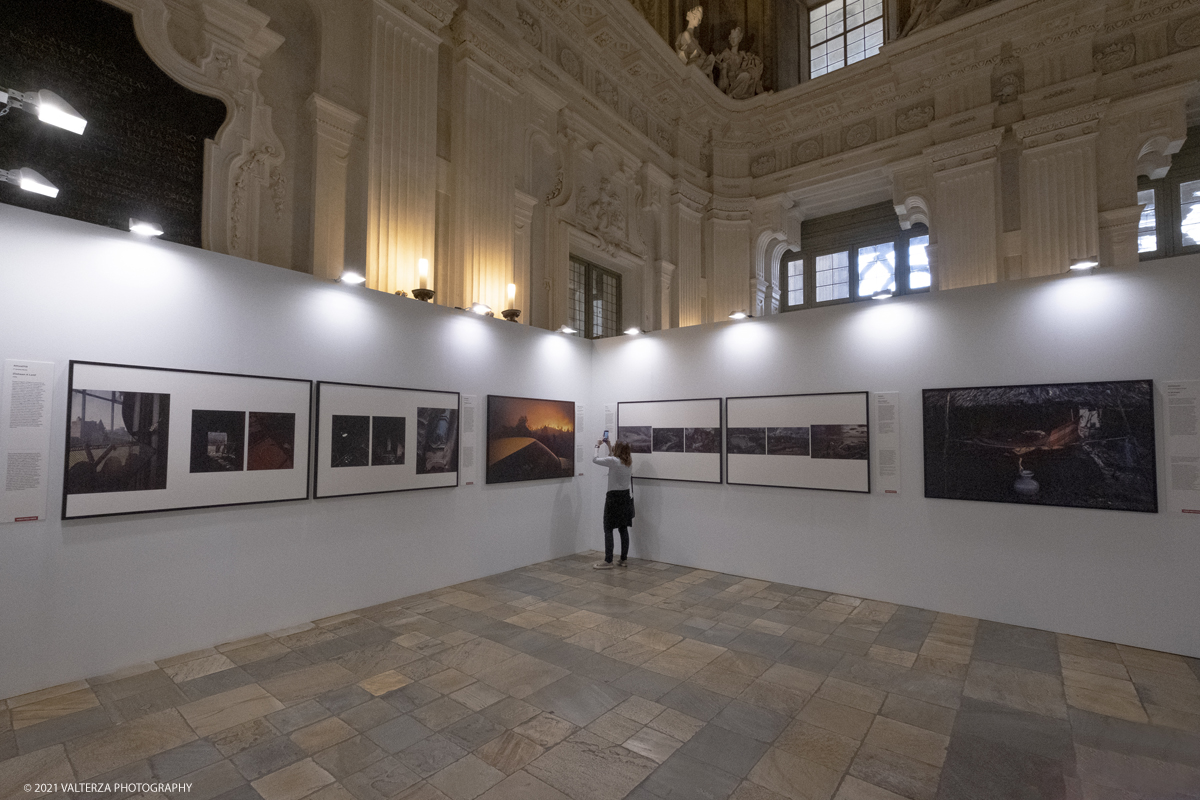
[612,441,632,467]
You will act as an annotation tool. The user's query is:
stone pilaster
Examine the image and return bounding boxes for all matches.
[927,130,1004,290]
[306,94,363,282]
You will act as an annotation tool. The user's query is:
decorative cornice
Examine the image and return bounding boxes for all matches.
[1013,99,1110,146]
[926,129,1005,163]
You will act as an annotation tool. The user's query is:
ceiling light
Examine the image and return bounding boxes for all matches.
[1069,257,1099,271]
[1,87,87,134]
[624,327,642,336]
[339,270,366,285]
[1,167,59,198]
[129,218,163,237]
[558,324,577,334]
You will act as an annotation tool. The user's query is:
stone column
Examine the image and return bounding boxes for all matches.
[449,14,527,311]
[365,0,452,294]
[927,131,1004,290]
[1014,102,1108,279]
[672,181,708,328]
[306,94,363,282]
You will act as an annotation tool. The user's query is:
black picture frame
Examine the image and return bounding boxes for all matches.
[314,381,461,499]
[725,392,870,493]
[616,398,724,484]
[485,394,576,485]
[63,360,312,520]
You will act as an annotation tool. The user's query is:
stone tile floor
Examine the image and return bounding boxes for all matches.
[2,552,1199,800]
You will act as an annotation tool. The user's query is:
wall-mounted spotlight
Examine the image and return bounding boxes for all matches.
[471,302,493,317]
[728,311,750,320]
[0,167,59,198]
[338,270,366,285]
[1069,257,1099,271]
[870,291,893,300]
[1,88,87,134]
[624,326,642,336]
[129,218,163,237]
[501,283,521,322]
[558,324,578,334]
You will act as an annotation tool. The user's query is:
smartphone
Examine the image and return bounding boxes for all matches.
[603,430,610,441]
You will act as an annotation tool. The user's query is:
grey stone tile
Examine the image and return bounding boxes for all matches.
[342,627,396,648]
[112,683,191,721]
[776,641,845,674]
[179,668,257,702]
[208,785,262,800]
[971,639,1061,676]
[612,669,683,701]
[710,700,789,744]
[822,635,872,656]
[312,734,388,779]
[726,631,793,661]
[341,699,402,732]
[524,730,656,800]
[524,675,628,727]
[80,759,153,800]
[951,697,1073,764]
[569,653,634,684]
[677,723,769,778]
[833,654,964,709]
[150,739,224,781]
[319,684,374,715]
[15,704,114,753]
[342,755,421,800]
[365,715,435,754]
[1069,707,1200,769]
[695,623,744,647]
[975,620,1057,653]
[297,637,359,664]
[230,735,308,781]
[658,682,731,722]
[936,733,1067,800]
[500,630,558,655]
[265,700,330,734]
[172,759,247,800]
[638,752,741,800]
[441,713,504,751]
[0,731,16,761]
[208,718,279,758]
[385,682,442,713]
[849,744,940,800]
[240,651,312,682]
[93,670,178,704]
[396,733,468,777]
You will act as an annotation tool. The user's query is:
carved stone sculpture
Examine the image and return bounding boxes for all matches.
[584,177,626,253]
[900,0,991,38]
[675,6,715,77]
[716,27,765,100]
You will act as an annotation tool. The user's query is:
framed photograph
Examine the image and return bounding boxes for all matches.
[923,380,1158,513]
[315,382,460,498]
[617,399,722,484]
[486,395,575,484]
[63,361,311,519]
[725,392,869,493]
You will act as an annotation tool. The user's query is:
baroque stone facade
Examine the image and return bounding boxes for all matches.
[106,0,1200,331]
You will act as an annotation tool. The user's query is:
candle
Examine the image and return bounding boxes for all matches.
[507,283,516,304]
[418,258,429,290]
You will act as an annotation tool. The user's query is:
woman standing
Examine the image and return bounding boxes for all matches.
[593,438,634,569]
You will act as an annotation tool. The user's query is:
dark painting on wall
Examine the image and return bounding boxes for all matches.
[618,426,652,454]
[652,428,685,453]
[330,415,370,468]
[486,396,575,484]
[923,380,1158,513]
[685,427,720,454]
[767,427,810,456]
[416,408,458,474]
[65,389,170,494]
[0,0,227,246]
[247,412,295,471]
[811,425,869,460]
[727,427,766,455]
[371,416,406,466]
[190,410,246,473]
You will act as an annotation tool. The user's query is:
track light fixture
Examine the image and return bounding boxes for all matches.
[338,270,366,285]
[129,218,164,237]
[1,87,87,134]
[1069,257,1099,271]
[558,324,578,334]
[0,167,58,198]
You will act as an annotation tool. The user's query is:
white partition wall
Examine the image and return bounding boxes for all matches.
[0,205,592,699]
[590,257,1200,659]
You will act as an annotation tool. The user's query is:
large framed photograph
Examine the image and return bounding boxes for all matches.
[725,392,869,493]
[315,382,460,498]
[63,361,311,519]
[486,395,575,484]
[923,380,1158,513]
[617,398,722,484]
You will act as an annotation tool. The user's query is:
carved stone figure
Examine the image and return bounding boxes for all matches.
[675,6,715,77]
[900,0,990,38]
[716,27,765,99]
[584,178,626,252]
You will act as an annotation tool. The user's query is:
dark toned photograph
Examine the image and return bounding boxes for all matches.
[416,408,458,474]
[486,396,574,484]
[331,415,370,468]
[923,381,1157,513]
[190,410,246,473]
[767,427,810,456]
[727,427,766,455]
[811,425,868,460]
[66,390,170,494]
[247,412,295,471]
[685,427,720,454]
[652,428,685,453]
[619,426,652,454]
[371,416,406,466]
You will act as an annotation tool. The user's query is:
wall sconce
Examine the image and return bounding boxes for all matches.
[1069,257,1099,271]
[501,283,521,322]
[1,87,88,134]
[337,270,366,285]
[412,258,435,302]
[129,218,163,237]
[471,302,493,317]
[558,324,578,334]
[0,167,58,198]
[624,327,642,336]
